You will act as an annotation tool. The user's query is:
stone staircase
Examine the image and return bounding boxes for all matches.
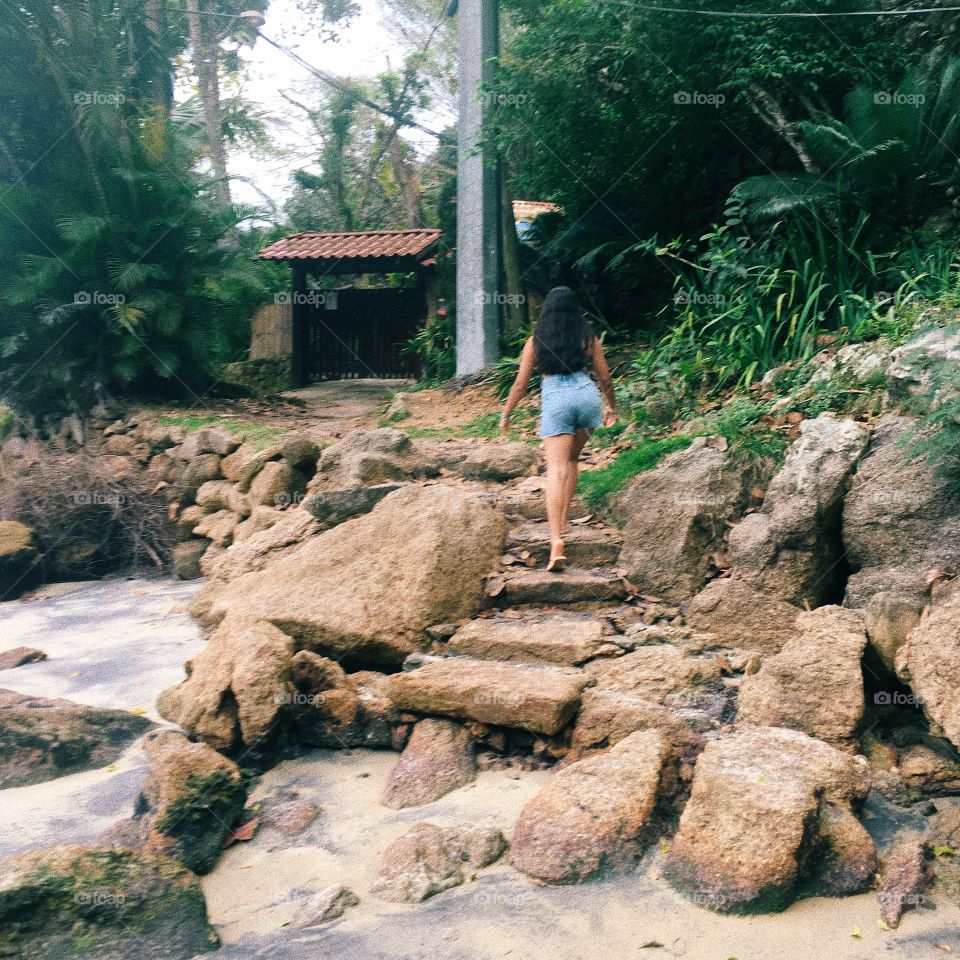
[389,509,728,745]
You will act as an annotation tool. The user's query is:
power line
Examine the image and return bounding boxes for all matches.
[596,1,960,16]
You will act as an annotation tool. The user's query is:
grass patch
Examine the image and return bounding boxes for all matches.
[403,407,539,443]
[578,435,693,509]
[155,414,283,451]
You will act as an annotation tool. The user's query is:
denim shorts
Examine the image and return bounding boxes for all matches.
[540,372,603,437]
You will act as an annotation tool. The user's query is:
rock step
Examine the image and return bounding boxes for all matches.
[447,611,615,666]
[497,490,591,524]
[487,568,631,608]
[386,657,588,735]
[505,521,622,568]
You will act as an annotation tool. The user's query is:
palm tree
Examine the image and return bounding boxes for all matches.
[732,58,960,224]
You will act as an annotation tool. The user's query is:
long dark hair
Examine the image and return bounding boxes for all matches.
[533,286,594,375]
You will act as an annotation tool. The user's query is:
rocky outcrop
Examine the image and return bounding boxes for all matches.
[382,718,476,809]
[737,606,868,748]
[370,821,507,903]
[0,519,42,599]
[0,689,152,789]
[664,727,876,913]
[157,621,294,751]
[727,415,869,606]
[0,845,219,959]
[314,428,426,487]
[682,577,800,655]
[510,730,673,883]
[895,580,960,751]
[387,658,588,735]
[289,652,396,749]
[887,327,960,402]
[615,437,760,603]
[843,417,960,655]
[189,485,507,670]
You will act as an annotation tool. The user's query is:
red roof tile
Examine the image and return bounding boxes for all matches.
[257,229,442,263]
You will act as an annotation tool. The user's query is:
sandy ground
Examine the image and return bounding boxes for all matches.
[3,578,960,960]
[0,577,205,860]
[209,749,960,960]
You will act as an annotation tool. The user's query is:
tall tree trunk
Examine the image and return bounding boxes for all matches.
[387,133,423,227]
[186,0,232,206]
[746,83,820,175]
[499,172,527,336]
[143,0,173,113]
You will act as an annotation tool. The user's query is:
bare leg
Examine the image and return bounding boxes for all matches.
[561,428,591,530]
[543,434,574,569]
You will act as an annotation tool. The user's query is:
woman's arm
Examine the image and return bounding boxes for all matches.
[500,337,536,434]
[591,338,618,426]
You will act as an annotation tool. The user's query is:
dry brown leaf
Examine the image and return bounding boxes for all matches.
[222,817,260,849]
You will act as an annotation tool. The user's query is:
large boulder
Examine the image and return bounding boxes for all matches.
[370,821,507,903]
[727,415,869,606]
[314,428,426,487]
[682,577,800,655]
[0,845,218,960]
[737,606,868,748]
[387,658,587,735]
[137,730,246,874]
[615,437,760,603]
[0,519,41,599]
[301,482,404,530]
[842,417,960,659]
[664,727,876,913]
[199,509,319,585]
[887,327,960,402]
[382,718,476,809]
[157,621,294,751]
[190,485,507,670]
[895,580,960,751]
[0,689,152,789]
[428,440,540,482]
[510,730,674,883]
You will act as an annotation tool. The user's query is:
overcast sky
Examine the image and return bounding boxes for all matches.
[226,0,454,214]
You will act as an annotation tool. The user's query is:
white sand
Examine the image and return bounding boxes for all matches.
[204,749,960,960]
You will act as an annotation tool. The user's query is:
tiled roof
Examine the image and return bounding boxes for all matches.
[512,200,562,222]
[257,229,442,263]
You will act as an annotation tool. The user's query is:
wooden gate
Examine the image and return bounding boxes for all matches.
[304,288,423,380]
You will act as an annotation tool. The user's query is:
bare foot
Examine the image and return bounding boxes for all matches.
[546,540,567,572]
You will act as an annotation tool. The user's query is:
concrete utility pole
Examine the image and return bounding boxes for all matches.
[453,0,501,376]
